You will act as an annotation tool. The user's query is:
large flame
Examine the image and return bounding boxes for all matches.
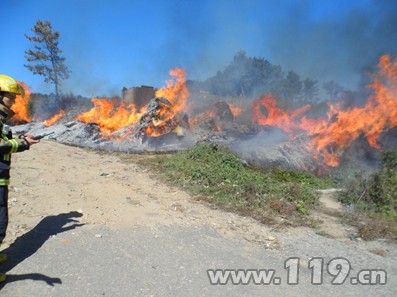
[12,81,32,123]
[44,110,65,127]
[309,54,397,165]
[76,68,189,137]
[154,68,190,122]
[252,55,397,167]
[136,69,190,137]
[77,98,145,134]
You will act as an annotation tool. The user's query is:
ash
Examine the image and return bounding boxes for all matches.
[11,118,328,174]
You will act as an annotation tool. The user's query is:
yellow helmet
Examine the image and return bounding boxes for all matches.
[0,75,25,97]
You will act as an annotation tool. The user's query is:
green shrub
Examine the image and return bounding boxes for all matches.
[151,144,325,223]
[338,151,397,220]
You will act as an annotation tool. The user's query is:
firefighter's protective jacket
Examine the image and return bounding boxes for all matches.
[0,104,30,186]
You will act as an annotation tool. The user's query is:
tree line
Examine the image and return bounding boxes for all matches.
[188,50,351,106]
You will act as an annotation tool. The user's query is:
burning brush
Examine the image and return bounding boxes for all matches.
[134,97,189,141]
[9,55,397,174]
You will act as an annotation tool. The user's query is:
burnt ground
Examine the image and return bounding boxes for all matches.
[0,141,395,296]
[12,119,329,174]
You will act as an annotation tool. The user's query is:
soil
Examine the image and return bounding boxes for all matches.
[4,140,280,249]
[1,140,396,296]
[3,141,392,249]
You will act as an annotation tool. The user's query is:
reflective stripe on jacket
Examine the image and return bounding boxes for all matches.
[0,104,30,185]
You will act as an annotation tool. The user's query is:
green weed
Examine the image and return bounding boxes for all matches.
[141,144,328,225]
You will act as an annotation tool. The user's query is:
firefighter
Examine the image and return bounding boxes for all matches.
[0,75,39,282]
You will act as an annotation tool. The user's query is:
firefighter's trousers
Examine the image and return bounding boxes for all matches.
[0,186,8,244]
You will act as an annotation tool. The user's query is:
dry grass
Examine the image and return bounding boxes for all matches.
[343,213,397,241]
[368,249,388,257]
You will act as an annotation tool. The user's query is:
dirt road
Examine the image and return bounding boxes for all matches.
[0,141,395,296]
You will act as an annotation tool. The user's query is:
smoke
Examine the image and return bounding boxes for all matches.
[18,0,397,100]
[162,0,397,93]
[265,0,397,91]
[229,127,314,172]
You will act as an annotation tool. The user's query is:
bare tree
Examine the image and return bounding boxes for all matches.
[24,19,70,99]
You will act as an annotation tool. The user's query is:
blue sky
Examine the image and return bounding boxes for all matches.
[2,0,397,97]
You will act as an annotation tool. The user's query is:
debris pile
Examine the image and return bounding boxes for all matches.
[134,97,189,141]
[10,55,397,173]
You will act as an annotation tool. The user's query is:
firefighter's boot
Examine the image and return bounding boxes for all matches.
[0,253,7,264]
[0,249,7,283]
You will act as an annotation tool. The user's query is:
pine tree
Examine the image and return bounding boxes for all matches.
[24,19,70,99]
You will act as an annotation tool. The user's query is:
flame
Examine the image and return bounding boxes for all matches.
[131,68,190,138]
[154,68,190,122]
[189,110,223,132]
[77,98,145,134]
[228,103,244,118]
[308,54,397,165]
[44,110,65,127]
[251,54,397,167]
[12,81,32,123]
[252,94,323,135]
[189,101,241,132]
[76,67,189,138]
[189,110,216,126]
